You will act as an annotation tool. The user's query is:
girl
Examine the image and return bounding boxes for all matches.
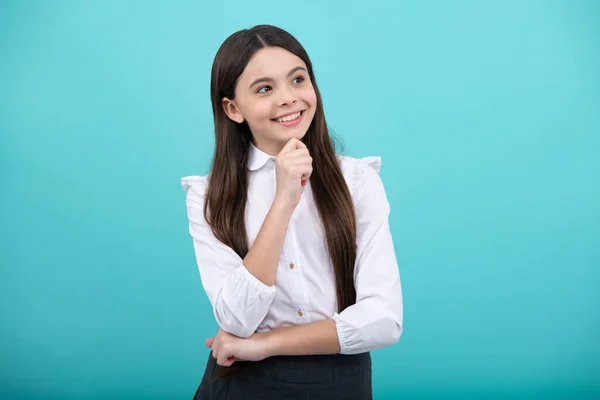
[181,24,403,399]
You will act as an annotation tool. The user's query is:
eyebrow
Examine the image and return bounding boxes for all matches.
[249,66,307,89]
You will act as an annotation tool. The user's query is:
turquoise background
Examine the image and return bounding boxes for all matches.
[1,0,599,399]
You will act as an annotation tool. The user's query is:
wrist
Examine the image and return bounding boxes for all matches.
[263,329,282,358]
[272,195,296,216]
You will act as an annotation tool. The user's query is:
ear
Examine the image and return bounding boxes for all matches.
[222,97,245,124]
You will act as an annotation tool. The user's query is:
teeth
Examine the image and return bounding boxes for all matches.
[276,112,301,123]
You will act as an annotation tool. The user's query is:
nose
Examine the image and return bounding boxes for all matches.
[277,86,297,106]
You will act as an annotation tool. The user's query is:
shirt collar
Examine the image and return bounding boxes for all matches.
[248,141,276,171]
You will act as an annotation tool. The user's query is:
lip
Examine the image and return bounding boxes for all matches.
[271,110,306,120]
[271,110,305,127]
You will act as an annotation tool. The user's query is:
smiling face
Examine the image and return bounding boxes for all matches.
[221,46,318,155]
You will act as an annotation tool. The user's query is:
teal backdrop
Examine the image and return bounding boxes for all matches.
[1,1,599,399]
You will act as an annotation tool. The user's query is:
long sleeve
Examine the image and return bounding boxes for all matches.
[182,176,277,338]
[332,160,403,354]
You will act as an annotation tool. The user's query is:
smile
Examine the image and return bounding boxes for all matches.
[272,110,305,126]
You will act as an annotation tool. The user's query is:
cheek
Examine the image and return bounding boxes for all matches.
[247,100,273,123]
[301,86,318,108]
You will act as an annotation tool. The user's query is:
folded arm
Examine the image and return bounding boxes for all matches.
[184,178,295,338]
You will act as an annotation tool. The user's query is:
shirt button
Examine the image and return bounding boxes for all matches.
[297,309,303,317]
[289,263,295,270]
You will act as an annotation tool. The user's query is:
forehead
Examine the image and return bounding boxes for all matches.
[240,47,307,81]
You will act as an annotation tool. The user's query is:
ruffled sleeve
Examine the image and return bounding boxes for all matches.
[181,175,208,195]
[338,156,383,198]
[359,156,382,173]
[351,156,382,195]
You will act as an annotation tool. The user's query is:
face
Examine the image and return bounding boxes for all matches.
[222,46,317,155]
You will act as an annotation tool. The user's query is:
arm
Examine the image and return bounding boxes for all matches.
[263,218,402,357]
[184,178,292,338]
[266,318,341,356]
[184,139,313,338]
[243,198,294,286]
[332,216,403,354]
[331,159,403,354]
[206,319,341,366]
[206,161,403,365]
[245,137,313,286]
[210,224,402,363]
[266,159,403,356]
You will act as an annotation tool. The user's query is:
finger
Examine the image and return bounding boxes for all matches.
[222,355,241,366]
[205,338,214,348]
[222,357,236,367]
[280,138,301,154]
[295,139,307,150]
[295,165,313,179]
[211,336,219,359]
[288,147,310,156]
[217,344,233,366]
[284,155,312,169]
[286,148,311,160]
[286,159,313,170]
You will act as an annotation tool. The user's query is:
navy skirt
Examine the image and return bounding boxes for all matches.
[193,351,372,399]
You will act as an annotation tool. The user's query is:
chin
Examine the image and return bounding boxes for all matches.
[271,126,307,141]
[287,130,308,143]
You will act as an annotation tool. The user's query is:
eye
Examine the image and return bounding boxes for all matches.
[257,85,272,93]
[292,76,305,84]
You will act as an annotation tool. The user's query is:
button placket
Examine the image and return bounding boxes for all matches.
[287,223,308,319]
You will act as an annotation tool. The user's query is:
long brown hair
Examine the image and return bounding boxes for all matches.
[206,24,357,314]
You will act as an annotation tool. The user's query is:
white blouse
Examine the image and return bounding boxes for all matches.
[181,143,403,355]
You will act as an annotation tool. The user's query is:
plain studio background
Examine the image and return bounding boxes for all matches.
[1,1,598,399]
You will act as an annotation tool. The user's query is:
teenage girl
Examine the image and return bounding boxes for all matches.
[181,24,403,400]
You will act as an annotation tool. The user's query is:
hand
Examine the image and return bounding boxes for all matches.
[205,329,272,367]
[274,138,313,210]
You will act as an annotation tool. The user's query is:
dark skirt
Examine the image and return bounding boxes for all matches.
[193,351,372,400]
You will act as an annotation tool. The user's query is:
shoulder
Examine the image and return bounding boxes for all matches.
[337,155,390,224]
[337,154,384,197]
[181,174,209,192]
[181,175,210,205]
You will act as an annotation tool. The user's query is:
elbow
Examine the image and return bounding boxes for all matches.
[389,320,403,345]
[218,322,255,339]
[378,309,403,348]
[213,303,258,338]
[207,265,277,338]
[387,304,403,345]
[370,316,402,350]
[335,310,403,355]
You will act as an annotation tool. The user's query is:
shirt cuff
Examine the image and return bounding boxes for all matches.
[332,312,353,354]
[332,309,403,355]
